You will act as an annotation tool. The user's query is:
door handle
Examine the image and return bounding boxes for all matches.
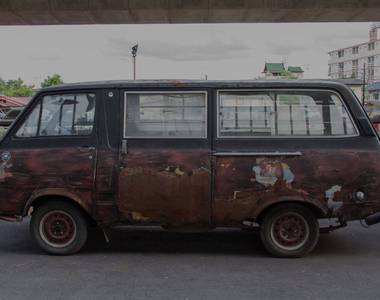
[77,146,95,153]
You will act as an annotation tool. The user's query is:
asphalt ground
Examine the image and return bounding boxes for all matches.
[0,220,379,300]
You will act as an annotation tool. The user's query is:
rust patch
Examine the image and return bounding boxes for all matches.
[118,149,211,228]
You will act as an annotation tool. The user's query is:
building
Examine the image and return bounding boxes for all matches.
[332,79,364,101]
[287,66,304,78]
[367,81,380,101]
[328,23,380,82]
[0,95,30,129]
[0,95,30,108]
[263,63,304,79]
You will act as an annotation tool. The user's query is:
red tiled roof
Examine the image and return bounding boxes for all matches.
[0,95,31,108]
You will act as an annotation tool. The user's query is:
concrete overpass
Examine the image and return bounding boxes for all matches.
[1,0,380,25]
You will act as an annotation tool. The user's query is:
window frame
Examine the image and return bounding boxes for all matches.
[216,89,360,139]
[13,91,98,140]
[123,90,208,139]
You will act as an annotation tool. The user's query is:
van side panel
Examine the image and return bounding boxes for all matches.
[212,150,380,226]
[118,149,211,228]
[0,148,95,215]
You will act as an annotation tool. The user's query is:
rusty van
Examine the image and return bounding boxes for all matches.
[0,80,380,257]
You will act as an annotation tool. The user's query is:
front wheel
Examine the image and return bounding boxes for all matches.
[30,201,88,255]
[260,203,319,258]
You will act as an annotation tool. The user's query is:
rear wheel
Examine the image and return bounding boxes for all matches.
[260,203,319,258]
[30,201,88,255]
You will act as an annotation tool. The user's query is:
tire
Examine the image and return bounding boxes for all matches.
[30,201,88,255]
[260,203,319,258]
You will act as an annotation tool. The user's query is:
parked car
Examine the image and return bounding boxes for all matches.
[0,107,23,139]
[0,80,379,257]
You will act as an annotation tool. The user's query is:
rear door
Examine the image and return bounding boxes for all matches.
[118,90,212,228]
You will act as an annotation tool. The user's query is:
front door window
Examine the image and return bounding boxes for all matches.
[16,93,96,138]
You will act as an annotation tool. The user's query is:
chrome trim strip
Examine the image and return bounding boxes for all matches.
[213,151,303,156]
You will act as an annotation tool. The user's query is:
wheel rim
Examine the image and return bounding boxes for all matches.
[270,212,310,251]
[39,210,77,248]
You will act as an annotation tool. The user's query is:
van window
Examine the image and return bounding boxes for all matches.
[16,93,95,137]
[218,90,357,137]
[16,102,41,137]
[125,92,207,138]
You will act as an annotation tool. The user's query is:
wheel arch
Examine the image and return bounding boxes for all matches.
[23,189,95,224]
[254,198,328,224]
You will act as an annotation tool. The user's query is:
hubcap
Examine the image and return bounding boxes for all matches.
[39,210,77,248]
[270,212,309,251]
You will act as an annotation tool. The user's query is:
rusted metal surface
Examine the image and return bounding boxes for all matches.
[118,149,211,229]
[1,147,380,228]
[0,148,95,216]
[213,151,380,226]
[93,149,120,224]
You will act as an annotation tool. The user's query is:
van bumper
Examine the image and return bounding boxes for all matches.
[364,212,380,226]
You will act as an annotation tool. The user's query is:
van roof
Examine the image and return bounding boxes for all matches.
[40,79,352,92]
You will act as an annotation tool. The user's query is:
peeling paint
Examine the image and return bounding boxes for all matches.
[252,158,295,187]
[131,211,150,222]
[326,185,343,211]
[233,191,240,200]
[164,166,185,176]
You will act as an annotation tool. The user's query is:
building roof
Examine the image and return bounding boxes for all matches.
[0,95,31,108]
[263,63,285,74]
[287,66,304,73]
[368,81,380,91]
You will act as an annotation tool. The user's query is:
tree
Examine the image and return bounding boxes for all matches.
[41,74,64,88]
[0,77,34,97]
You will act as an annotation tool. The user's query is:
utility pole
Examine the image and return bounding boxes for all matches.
[131,44,138,80]
[362,63,366,105]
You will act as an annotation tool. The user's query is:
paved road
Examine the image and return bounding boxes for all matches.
[0,220,379,300]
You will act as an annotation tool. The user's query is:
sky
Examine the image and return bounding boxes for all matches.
[0,22,373,86]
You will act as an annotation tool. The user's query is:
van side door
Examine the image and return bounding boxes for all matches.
[118,90,212,228]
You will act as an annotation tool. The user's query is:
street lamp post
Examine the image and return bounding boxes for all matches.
[131,44,138,80]
[362,63,366,105]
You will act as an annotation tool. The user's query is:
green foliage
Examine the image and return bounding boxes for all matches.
[0,77,34,97]
[41,74,64,88]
